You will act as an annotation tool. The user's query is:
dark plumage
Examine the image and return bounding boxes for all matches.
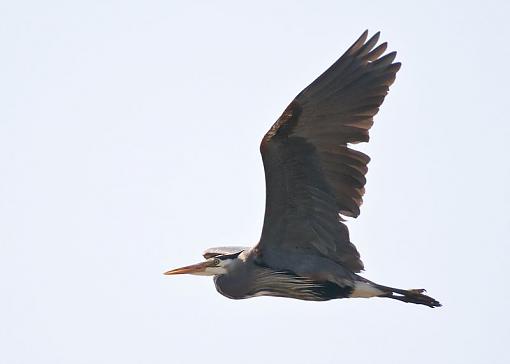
[165,31,441,308]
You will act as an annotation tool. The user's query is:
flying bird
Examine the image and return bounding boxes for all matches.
[165,31,441,308]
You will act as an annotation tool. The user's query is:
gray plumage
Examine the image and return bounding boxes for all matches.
[165,31,441,308]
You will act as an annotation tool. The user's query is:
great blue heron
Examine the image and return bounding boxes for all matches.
[165,31,441,308]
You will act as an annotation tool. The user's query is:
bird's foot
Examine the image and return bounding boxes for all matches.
[408,288,426,294]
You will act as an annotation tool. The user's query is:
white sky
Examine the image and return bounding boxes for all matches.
[1,1,509,363]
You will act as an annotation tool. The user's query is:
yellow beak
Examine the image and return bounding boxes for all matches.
[163,261,211,275]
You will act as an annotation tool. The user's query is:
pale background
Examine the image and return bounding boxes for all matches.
[1,1,509,363]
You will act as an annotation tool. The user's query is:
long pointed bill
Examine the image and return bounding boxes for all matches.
[164,261,211,275]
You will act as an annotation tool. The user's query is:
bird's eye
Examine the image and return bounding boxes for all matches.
[213,258,220,265]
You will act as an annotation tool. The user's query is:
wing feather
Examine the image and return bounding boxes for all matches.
[256,31,400,273]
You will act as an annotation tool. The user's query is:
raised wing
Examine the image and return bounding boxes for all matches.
[256,31,400,273]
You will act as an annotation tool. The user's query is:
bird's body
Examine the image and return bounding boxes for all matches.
[165,31,441,308]
[213,248,355,301]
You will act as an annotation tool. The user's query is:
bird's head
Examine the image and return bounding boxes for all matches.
[164,249,245,277]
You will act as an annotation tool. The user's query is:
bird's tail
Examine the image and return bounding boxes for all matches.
[351,280,441,308]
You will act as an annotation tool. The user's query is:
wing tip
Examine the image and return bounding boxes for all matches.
[368,31,381,44]
[348,30,369,54]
